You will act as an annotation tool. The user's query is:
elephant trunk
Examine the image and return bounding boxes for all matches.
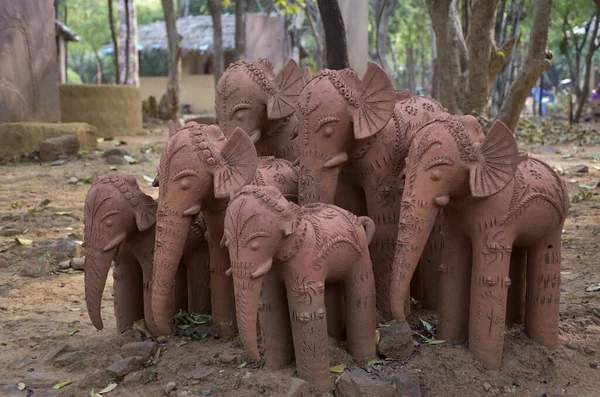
[151,214,191,336]
[390,201,439,322]
[232,259,268,361]
[298,154,344,205]
[84,250,115,330]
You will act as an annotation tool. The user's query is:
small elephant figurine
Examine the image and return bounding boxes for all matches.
[216,58,305,161]
[222,185,377,389]
[151,122,299,337]
[389,114,569,369]
[83,173,210,334]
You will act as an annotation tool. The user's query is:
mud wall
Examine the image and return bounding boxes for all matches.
[138,74,215,114]
[59,84,143,137]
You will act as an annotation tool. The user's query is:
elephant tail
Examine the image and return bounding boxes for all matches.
[358,216,376,245]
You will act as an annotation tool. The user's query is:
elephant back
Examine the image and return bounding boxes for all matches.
[252,156,299,201]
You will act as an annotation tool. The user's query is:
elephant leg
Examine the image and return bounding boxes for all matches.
[286,281,330,389]
[113,259,144,334]
[468,232,512,370]
[524,232,561,349]
[186,244,212,315]
[325,283,345,340]
[437,222,472,342]
[506,248,527,326]
[344,257,376,365]
[207,232,237,337]
[420,212,444,310]
[259,272,294,369]
[174,263,188,313]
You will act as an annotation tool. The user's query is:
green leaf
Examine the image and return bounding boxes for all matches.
[15,237,33,246]
[329,364,346,373]
[143,175,155,183]
[55,211,72,216]
[11,201,23,209]
[109,166,118,171]
[375,329,380,345]
[420,318,434,332]
[586,283,600,292]
[496,50,505,59]
[68,329,79,336]
[53,380,75,389]
[28,199,51,213]
[426,339,446,345]
[91,390,102,397]
[593,308,600,318]
[237,361,247,368]
[99,382,118,394]
[17,383,25,391]
[175,339,188,347]
[367,358,379,366]
[123,155,137,164]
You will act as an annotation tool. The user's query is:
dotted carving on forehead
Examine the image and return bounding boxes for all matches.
[416,114,478,163]
[231,186,301,223]
[179,123,220,167]
[316,69,360,108]
[226,59,276,95]
[97,173,141,207]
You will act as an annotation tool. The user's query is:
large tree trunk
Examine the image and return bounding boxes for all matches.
[118,0,139,86]
[108,0,119,84]
[375,0,388,69]
[316,0,349,70]
[574,7,600,123]
[161,0,182,122]
[207,0,224,86]
[304,1,326,71]
[407,46,416,93]
[498,0,554,132]
[235,0,245,61]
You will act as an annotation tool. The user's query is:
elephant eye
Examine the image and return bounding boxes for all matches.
[425,157,455,171]
[179,179,190,190]
[250,241,260,251]
[230,102,252,120]
[105,219,113,226]
[242,231,270,247]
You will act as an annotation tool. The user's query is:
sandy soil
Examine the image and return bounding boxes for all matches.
[0,125,599,397]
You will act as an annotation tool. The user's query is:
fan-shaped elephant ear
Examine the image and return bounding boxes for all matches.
[469,120,519,198]
[352,62,395,140]
[213,127,259,199]
[303,66,313,81]
[135,194,157,231]
[167,120,178,137]
[267,59,305,120]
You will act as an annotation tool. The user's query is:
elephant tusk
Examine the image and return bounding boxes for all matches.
[102,232,127,252]
[251,258,273,279]
[225,268,232,276]
[183,203,202,216]
[323,152,349,168]
[220,234,229,248]
[152,175,160,187]
[250,129,262,144]
[433,196,450,206]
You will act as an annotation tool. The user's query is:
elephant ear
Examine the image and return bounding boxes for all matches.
[135,194,158,231]
[303,66,313,81]
[267,59,305,120]
[469,120,519,198]
[167,120,177,137]
[352,62,395,140]
[213,127,258,199]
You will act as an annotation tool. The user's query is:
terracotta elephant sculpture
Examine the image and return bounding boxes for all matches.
[215,58,305,162]
[295,62,447,321]
[389,114,569,369]
[83,173,210,334]
[151,122,298,337]
[222,185,376,389]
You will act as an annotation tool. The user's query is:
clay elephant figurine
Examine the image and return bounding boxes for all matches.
[222,185,376,389]
[296,62,448,321]
[389,114,569,369]
[151,122,298,337]
[216,58,305,162]
[83,173,210,334]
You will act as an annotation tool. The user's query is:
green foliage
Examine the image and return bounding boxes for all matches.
[140,50,169,76]
[67,69,83,84]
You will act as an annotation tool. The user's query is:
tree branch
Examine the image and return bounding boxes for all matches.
[316,0,349,69]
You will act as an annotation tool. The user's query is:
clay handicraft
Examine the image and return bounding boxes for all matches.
[83,173,210,334]
[150,122,298,337]
[222,185,376,389]
[388,114,569,369]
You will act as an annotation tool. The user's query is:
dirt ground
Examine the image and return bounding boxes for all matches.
[0,121,599,397]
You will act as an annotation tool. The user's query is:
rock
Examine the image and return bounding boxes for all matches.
[176,391,190,397]
[19,258,51,277]
[0,384,22,397]
[336,369,394,397]
[483,382,492,392]
[58,260,71,270]
[377,321,415,359]
[105,154,127,165]
[218,354,240,365]
[33,390,59,397]
[20,372,59,387]
[121,341,157,361]
[106,356,144,377]
[568,164,589,173]
[78,369,113,389]
[184,366,215,380]
[102,148,130,158]
[109,354,124,363]
[287,377,317,397]
[192,325,211,336]
[392,373,421,397]
[70,257,85,270]
[10,356,35,370]
[118,328,143,343]
[51,159,68,166]
[123,368,157,386]
[54,351,84,367]
[43,344,70,363]
[591,362,598,369]
[51,239,84,261]
[0,228,23,237]
[164,381,178,395]
[39,134,80,161]
[530,145,559,154]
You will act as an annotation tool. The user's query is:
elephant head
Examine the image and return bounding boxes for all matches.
[83,173,157,330]
[215,58,305,154]
[296,62,395,204]
[222,185,300,361]
[389,115,519,321]
[151,122,258,335]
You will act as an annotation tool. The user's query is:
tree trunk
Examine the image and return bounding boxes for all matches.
[108,0,119,84]
[207,0,224,86]
[375,0,388,69]
[161,0,182,122]
[407,46,416,93]
[235,0,246,61]
[316,0,349,70]
[574,7,600,123]
[124,0,131,84]
[304,1,325,71]
[498,0,554,133]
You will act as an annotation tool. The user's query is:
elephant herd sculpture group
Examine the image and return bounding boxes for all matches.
[83,58,569,388]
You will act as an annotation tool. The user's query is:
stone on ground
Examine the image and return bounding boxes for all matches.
[106,356,144,377]
[53,351,84,367]
[43,344,70,363]
[164,381,178,395]
[392,373,421,397]
[39,134,80,161]
[19,258,51,277]
[123,368,157,386]
[567,164,589,173]
[78,369,113,389]
[70,257,85,270]
[120,341,157,361]
[336,369,393,397]
[183,366,215,380]
[377,321,415,359]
